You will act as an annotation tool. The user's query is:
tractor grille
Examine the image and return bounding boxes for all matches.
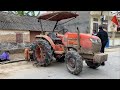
[92,43,101,53]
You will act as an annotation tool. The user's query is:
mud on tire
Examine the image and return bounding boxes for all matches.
[33,39,53,66]
[65,50,83,75]
[85,61,100,69]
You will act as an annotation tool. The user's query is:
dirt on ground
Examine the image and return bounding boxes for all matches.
[0,46,120,79]
[0,53,34,79]
[9,53,25,60]
[0,61,34,79]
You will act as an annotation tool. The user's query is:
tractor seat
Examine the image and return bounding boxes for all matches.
[47,32,61,41]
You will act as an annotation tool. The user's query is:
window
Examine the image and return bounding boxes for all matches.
[93,23,98,32]
[16,33,23,43]
[93,18,98,21]
[117,26,120,32]
[103,20,108,23]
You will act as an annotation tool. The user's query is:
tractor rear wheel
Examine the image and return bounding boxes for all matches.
[65,50,83,75]
[34,39,53,66]
[85,61,100,69]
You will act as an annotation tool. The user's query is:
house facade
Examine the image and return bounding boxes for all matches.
[90,11,120,46]
[0,12,42,49]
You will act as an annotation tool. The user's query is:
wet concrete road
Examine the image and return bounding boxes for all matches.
[2,47,120,79]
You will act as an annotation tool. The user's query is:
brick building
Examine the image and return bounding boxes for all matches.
[0,12,59,49]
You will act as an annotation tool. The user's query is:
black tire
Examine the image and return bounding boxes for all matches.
[33,39,53,66]
[65,50,83,75]
[85,61,100,69]
[29,50,36,61]
[29,43,37,61]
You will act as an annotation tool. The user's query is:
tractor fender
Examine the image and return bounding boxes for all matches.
[35,35,56,50]
[24,48,30,61]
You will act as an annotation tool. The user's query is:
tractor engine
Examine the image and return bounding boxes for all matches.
[62,32,102,54]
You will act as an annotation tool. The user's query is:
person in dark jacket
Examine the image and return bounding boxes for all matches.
[97,25,108,66]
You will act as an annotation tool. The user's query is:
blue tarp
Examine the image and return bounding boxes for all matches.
[0,52,10,61]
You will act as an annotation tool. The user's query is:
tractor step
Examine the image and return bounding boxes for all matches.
[54,51,64,54]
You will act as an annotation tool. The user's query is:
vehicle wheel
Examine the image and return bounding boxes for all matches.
[34,39,53,66]
[24,48,30,61]
[85,61,100,69]
[65,50,83,75]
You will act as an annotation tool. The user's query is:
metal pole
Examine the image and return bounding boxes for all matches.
[77,27,80,51]
[39,11,44,35]
[101,11,103,25]
[53,21,58,32]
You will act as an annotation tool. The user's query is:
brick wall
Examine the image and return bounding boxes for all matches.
[0,30,30,43]
[0,30,30,50]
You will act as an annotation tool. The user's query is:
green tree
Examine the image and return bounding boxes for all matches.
[8,11,40,16]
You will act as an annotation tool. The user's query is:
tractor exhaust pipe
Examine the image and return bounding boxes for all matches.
[77,27,81,51]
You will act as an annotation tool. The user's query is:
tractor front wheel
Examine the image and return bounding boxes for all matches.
[34,39,53,66]
[65,50,83,75]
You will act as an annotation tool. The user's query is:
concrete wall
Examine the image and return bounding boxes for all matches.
[109,38,120,46]
[30,31,41,43]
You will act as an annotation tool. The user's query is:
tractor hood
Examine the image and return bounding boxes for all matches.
[37,11,79,21]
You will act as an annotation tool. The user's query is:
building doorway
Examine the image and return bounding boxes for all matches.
[16,33,23,43]
[93,17,99,33]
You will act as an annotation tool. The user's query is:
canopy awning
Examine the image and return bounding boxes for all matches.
[37,11,79,21]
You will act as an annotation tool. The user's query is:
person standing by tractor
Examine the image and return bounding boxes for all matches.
[97,25,108,66]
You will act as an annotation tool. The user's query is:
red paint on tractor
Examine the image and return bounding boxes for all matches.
[63,32,95,49]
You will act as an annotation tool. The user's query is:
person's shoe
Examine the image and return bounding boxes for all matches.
[101,62,105,66]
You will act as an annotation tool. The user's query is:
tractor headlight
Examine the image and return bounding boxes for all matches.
[97,38,101,43]
[90,38,98,43]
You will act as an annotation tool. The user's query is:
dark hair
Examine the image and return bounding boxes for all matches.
[99,25,103,30]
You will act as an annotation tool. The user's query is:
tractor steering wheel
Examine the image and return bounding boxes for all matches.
[58,29,68,34]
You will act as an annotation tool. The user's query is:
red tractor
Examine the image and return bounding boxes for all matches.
[24,11,108,75]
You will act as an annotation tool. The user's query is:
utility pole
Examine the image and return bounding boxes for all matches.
[101,11,104,25]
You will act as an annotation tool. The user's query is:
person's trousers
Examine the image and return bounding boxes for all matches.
[100,41,108,53]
